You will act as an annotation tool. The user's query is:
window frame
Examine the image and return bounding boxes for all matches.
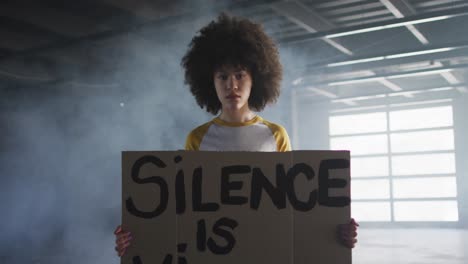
[329,99,460,226]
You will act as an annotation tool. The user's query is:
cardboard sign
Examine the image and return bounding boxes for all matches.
[121,150,351,264]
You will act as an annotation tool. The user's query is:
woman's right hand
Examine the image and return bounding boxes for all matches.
[114,225,133,257]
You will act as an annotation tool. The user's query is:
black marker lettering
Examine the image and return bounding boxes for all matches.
[126,155,169,219]
[207,217,238,255]
[318,159,350,207]
[193,167,219,212]
[281,163,317,211]
[175,169,186,214]
[197,219,207,252]
[250,167,286,210]
[221,165,250,205]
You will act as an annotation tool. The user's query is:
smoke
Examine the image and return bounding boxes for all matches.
[0,7,304,263]
[0,14,205,264]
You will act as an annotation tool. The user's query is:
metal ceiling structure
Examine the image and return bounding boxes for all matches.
[0,0,467,106]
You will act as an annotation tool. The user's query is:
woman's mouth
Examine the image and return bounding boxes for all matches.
[226,94,240,99]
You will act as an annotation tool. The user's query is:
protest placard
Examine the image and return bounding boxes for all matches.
[122,150,351,264]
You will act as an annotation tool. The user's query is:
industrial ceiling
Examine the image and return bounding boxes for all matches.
[1,0,467,107]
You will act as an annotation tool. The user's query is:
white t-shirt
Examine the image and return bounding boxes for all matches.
[185,115,291,152]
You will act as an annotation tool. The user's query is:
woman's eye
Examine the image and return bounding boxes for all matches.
[235,73,244,80]
[218,74,228,80]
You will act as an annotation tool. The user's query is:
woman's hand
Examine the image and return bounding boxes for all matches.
[114,225,133,257]
[336,218,359,248]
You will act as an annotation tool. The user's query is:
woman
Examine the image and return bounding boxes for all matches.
[115,13,358,257]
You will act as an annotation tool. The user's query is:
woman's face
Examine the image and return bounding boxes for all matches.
[213,65,252,113]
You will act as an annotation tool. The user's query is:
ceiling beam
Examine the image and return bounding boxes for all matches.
[380,0,429,44]
[380,0,416,17]
[297,83,466,102]
[278,6,468,44]
[378,79,402,91]
[301,40,468,72]
[291,41,468,92]
[296,63,468,88]
[271,0,353,55]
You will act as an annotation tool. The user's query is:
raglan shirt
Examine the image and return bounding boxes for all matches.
[185,115,291,152]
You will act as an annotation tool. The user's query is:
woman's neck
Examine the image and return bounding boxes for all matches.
[219,108,256,123]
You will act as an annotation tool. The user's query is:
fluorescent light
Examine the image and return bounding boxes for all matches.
[386,69,452,79]
[327,57,385,67]
[331,99,358,106]
[388,86,453,96]
[385,16,451,28]
[327,68,453,86]
[352,94,386,101]
[386,47,455,59]
[328,77,383,86]
[330,105,387,113]
[325,15,452,39]
[429,86,455,92]
[306,87,338,98]
[325,47,458,68]
[389,99,452,107]
[325,26,385,38]
[388,91,416,97]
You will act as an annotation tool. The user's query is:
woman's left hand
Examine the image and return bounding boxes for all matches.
[337,218,359,248]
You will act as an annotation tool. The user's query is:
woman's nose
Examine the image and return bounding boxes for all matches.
[227,76,238,90]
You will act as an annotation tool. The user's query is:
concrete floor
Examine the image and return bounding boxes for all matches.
[353,228,468,264]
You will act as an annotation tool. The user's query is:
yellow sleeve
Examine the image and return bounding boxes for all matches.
[185,131,199,150]
[184,122,212,151]
[262,120,292,152]
[274,125,292,152]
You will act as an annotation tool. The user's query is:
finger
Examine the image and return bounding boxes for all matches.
[117,248,126,256]
[116,232,132,241]
[116,230,131,237]
[350,218,360,227]
[116,236,131,246]
[340,233,357,243]
[114,225,122,235]
[338,227,356,236]
[341,231,358,240]
[345,231,357,238]
[340,224,357,234]
[116,246,126,257]
[349,224,358,232]
[116,240,131,253]
[116,233,132,245]
[342,238,357,249]
[121,241,131,251]
[116,236,133,246]
[338,223,357,231]
[349,238,357,248]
